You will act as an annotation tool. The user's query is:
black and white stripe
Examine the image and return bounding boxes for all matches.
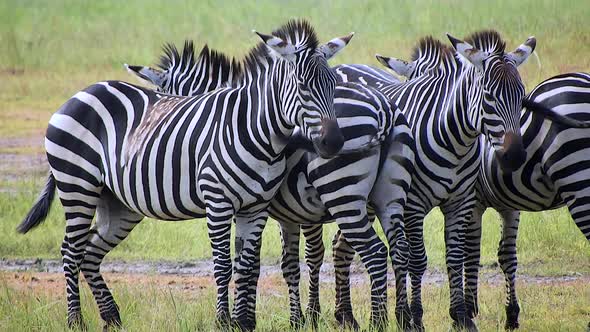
[465,72,590,330]
[382,44,590,330]
[17,20,352,331]
[333,31,535,330]
[125,40,417,330]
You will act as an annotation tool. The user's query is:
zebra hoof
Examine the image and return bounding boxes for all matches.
[305,304,320,328]
[466,299,479,319]
[101,307,122,331]
[335,309,360,331]
[395,305,413,332]
[215,311,231,330]
[67,313,87,331]
[411,305,424,332]
[504,303,520,330]
[412,319,425,332]
[451,318,478,332]
[232,317,256,332]
[370,314,388,332]
[289,310,305,329]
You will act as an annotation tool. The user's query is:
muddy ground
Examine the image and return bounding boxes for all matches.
[2,258,588,290]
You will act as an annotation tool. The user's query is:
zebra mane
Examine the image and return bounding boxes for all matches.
[411,36,453,66]
[242,19,319,79]
[464,30,507,55]
[158,41,241,79]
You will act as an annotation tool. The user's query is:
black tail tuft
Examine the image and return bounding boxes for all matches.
[17,172,56,234]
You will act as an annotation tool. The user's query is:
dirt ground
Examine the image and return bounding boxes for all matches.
[0,135,47,188]
[2,258,589,294]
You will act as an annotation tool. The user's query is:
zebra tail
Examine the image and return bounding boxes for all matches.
[523,98,590,128]
[16,172,56,234]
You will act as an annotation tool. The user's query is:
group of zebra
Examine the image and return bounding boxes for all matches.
[18,19,590,331]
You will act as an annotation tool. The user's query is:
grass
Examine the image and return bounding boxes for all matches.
[1,0,589,139]
[1,271,588,331]
[2,179,588,275]
[1,1,589,329]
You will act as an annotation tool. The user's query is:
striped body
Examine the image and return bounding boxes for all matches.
[332,32,534,330]
[377,46,589,329]
[126,42,416,329]
[19,20,352,331]
[466,72,590,329]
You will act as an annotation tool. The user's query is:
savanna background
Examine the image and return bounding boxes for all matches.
[1,1,589,331]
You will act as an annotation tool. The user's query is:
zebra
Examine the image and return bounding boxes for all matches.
[466,72,590,330]
[380,52,590,330]
[126,40,417,330]
[332,31,536,330]
[17,20,352,331]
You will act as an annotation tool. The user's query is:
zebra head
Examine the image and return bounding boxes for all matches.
[376,36,446,80]
[125,41,240,96]
[254,20,351,158]
[448,31,536,171]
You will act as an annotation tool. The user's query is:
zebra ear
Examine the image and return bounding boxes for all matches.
[254,30,297,61]
[376,54,415,78]
[124,64,166,88]
[318,32,355,60]
[507,36,536,67]
[447,33,487,70]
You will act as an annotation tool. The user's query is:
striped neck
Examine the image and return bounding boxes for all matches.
[237,56,298,158]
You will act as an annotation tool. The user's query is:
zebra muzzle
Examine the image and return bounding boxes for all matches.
[496,132,526,171]
[314,119,344,158]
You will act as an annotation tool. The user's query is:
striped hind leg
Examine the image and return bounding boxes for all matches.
[496,209,521,330]
[403,205,427,331]
[464,203,485,319]
[332,214,390,330]
[441,198,477,332]
[206,204,234,327]
[373,205,411,330]
[55,182,102,329]
[80,188,143,329]
[232,211,269,331]
[561,192,590,331]
[331,230,359,330]
[277,220,304,327]
[302,224,324,327]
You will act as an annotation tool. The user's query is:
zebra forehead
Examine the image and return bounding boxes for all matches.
[485,56,524,86]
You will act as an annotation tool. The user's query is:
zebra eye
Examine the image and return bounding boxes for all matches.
[298,82,311,93]
[484,92,496,102]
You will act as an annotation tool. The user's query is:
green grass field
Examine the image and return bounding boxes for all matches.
[1,0,590,331]
[1,271,589,332]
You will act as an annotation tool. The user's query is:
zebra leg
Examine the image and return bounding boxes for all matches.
[206,207,233,328]
[404,206,427,331]
[332,230,360,330]
[464,204,485,319]
[277,221,304,328]
[232,212,268,331]
[496,209,521,330]
[57,186,101,329]
[374,206,411,331]
[80,188,143,330]
[563,194,590,332]
[441,200,477,332]
[334,214,389,330]
[302,224,324,327]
